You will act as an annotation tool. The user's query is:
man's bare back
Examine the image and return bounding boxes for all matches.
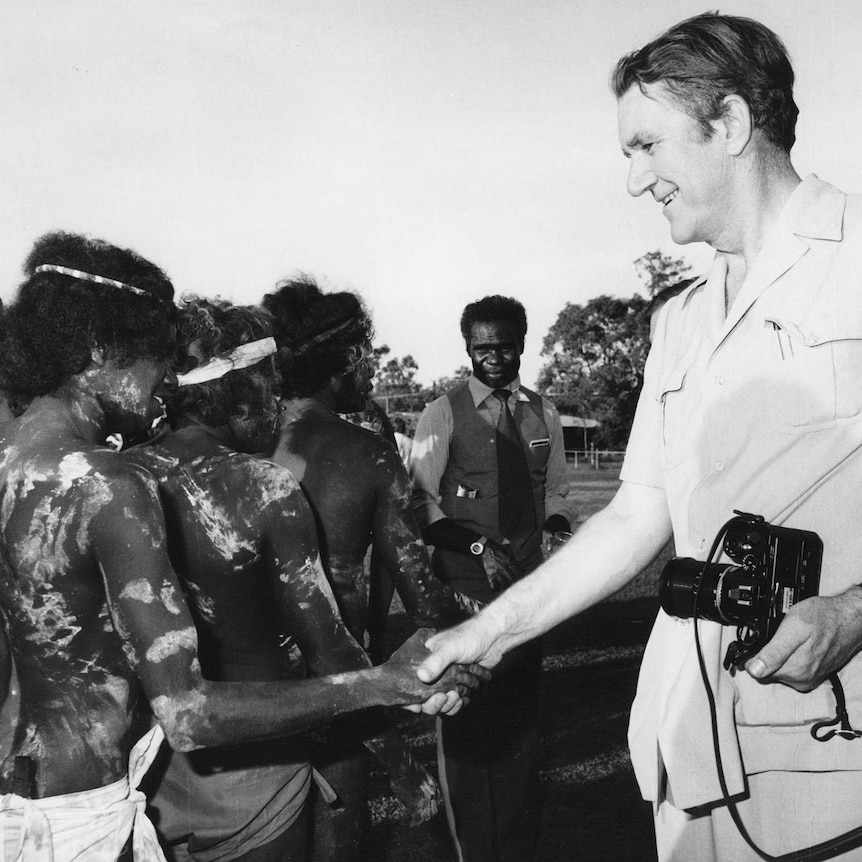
[0,389,182,796]
[272,398,478,644]
[131,424,374,684]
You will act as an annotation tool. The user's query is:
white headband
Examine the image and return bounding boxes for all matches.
[176,337,278,387]
[34,264,152,297]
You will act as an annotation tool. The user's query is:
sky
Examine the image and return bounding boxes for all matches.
[2,0,861,387]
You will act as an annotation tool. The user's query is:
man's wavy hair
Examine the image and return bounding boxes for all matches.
[611,12,798,153]
[261,275,374,399]
[0,231,176,398]
[460,295,528,346]
[168,297,280,427]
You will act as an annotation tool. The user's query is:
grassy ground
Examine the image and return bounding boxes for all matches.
[367,464,670,862]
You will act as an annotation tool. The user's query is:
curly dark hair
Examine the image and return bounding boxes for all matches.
[168,296,280,427]
[459,295,528,346]
[261,275,374,398]
[0,231,176,398]
[611,12,798,153]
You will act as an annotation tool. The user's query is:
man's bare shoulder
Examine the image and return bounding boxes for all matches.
[124,440,177,474]
[2,434,159,503]
[182,450,307,518]
[327,419,408,485]
[137,441,301,502]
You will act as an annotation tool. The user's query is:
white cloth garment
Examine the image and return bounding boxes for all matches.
[0,724,167,862]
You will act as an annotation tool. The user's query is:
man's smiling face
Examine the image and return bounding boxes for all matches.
[618,81,733,248]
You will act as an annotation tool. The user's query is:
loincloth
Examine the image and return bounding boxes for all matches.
[148,737,313,862]
[0,724,166,861]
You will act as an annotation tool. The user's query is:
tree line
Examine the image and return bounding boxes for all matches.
[371,250,693,448]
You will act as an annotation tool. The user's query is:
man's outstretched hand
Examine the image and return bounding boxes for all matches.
[383,628,491,715]
[415,619,506,703]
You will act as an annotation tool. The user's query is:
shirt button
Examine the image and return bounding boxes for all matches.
[714,461,724,472]
[715,375,725,385]
[698,538,706,552]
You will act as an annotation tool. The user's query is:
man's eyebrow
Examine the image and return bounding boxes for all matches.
[622,132,650,155]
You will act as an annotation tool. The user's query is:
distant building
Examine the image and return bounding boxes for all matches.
[559,414,600,452]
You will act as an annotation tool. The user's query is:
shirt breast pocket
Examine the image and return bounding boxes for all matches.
[764,317,862,433]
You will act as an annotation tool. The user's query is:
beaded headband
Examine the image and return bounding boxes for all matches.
[175,337,278,387]
[34,264,152,298]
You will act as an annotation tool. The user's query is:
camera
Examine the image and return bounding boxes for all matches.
[660,511,822,668]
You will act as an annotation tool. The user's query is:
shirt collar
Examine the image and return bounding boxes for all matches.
[678,174,846,315]
[468,374,528,407]
[777,173,846,241]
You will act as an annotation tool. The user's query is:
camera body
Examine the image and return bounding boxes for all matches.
[660,511,822,668]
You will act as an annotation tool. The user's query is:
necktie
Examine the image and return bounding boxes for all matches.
[492,389,536,544]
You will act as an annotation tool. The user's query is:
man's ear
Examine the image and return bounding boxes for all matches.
[517,339,525,356]
[717,94,752,157]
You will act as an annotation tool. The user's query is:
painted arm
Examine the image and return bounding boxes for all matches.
[94,465,484,753]
[366,546,396,665]
[260,467,445,822]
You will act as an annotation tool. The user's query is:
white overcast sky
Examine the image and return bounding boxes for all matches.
[2,0,860,386]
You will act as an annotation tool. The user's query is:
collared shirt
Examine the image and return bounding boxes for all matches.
[622,175,862,808]
[411,375,577,530]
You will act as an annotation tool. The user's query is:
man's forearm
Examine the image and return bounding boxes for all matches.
[157,660,455,754]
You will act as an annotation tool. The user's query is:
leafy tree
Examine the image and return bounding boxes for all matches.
[371,347,424,412]
[538,251,691,449]
[377,354,419,392]
[538,295,650,448]
[422,366,471,401]
[367,344,392,379]
[634,250,692,296]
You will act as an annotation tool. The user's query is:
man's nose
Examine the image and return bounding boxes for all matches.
[626,154,655,198]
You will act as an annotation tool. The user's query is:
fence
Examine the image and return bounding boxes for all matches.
[564,448,625,469]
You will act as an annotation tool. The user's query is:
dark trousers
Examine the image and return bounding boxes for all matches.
[437,637,544,862]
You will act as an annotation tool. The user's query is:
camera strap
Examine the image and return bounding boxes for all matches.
[694,516,862,861]
[811,673,862,742]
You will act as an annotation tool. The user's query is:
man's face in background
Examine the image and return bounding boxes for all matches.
[467,320,523,389]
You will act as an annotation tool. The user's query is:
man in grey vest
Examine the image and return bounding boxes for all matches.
[411,294,576,862]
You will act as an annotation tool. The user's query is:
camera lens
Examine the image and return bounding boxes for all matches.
[660,558,762,625]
